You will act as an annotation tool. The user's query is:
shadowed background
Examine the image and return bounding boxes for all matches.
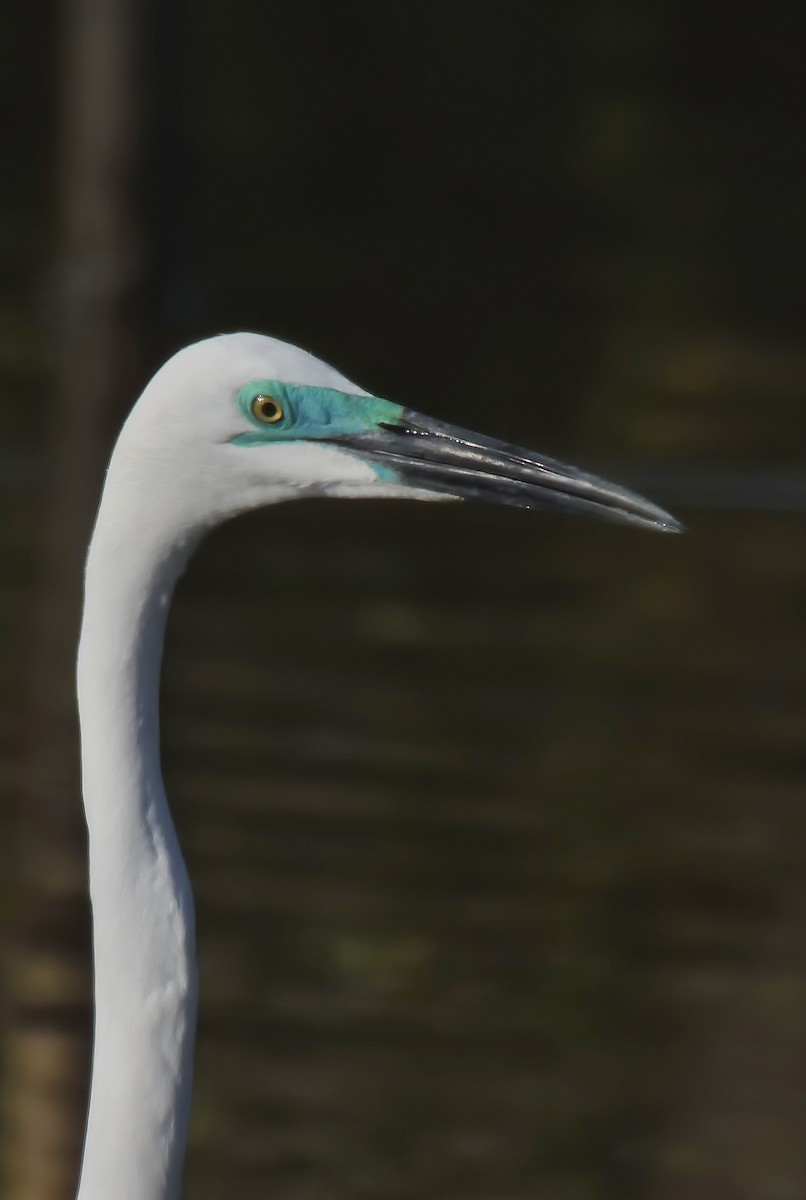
[1,2,805,1199]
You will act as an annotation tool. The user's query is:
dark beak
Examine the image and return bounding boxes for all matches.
[332,410,683,533]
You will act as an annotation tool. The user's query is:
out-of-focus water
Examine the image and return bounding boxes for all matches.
[167,495,806,1199]
[4,485,806,1198]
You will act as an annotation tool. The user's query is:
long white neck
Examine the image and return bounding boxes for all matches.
[76,456,202,1200]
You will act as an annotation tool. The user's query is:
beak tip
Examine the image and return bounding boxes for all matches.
[652,512,686,535]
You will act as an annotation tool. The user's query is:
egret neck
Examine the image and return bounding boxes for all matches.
[76,460,201,1200]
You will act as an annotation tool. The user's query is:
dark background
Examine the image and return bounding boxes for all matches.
[1,3,805,1199]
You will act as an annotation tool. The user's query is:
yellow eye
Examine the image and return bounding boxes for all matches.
[251,394,284,424]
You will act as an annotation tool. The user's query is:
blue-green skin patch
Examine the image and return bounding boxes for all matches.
[233,381,404,482]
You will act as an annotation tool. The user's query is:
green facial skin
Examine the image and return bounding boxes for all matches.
[233,381,405,446]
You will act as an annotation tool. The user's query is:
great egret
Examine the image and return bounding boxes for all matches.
[75,333,680,1200]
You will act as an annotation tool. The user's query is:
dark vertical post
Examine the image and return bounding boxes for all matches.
[3,2,147,1196]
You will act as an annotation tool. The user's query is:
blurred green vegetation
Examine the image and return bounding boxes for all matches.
[3,3,804,461]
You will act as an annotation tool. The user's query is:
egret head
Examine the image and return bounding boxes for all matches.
[115,332,681,535]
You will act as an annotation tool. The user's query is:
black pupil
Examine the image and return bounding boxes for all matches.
[260,398,278,418]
